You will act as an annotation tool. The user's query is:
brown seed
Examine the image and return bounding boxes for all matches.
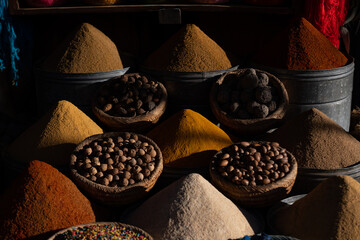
[227,165,234,173]
[84,172,90,178]
[84,147,92,156]
[279,172,285,178]
[143,169,151,177]
[106,174,113,182]
[232,145,239,152]
[129,179,135,185]
[232,176,239,182]
[268,151,275,157]
[114,175,120,181]
[250,181,257,187]
[85,158,91,164]
[219,160,229,167]
[101,178,110,186]
[249,148,257,155]
[123,171,131,179]
[111,168,119,175]
[241,179,249,186]
[221,172,228,177]
[150,149,157,158]
[275,154,283,160]
[256,175,263,181]
[260,146,268,154]
[129,149,137,157]
[144,154,152,163]
[254,152,261,161]
[90,167,97,175]
[133,165,142,173]
[281,158,288,164]
[283,165,290,173]
[96,172,104,178]
[136,158,143,165]
[120,178,129,187]
[129,158,137,166]
[266,163,273,170]
[120,156,127,162]
[135,173,144,181]
[264,170,271,175]
[85,163,92,169]
[271,142,280,148]
[107,158,114,165]
[100,164,108,172]
[138,149,145,156]
[117,162,125,170]
[148,163,155,171]
[108,165,114,170]
[263,178,271,185]
[222,153,230,159]
[90,175,97,182]
[103,103,112,112]
[239,141,250,147]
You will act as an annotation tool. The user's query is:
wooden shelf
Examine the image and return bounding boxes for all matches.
[9,2,294,16]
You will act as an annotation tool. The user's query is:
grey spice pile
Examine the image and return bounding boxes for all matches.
[97,74,163,117]
[212,141,292,186]
[217,68,279,118]
[70,132,158,187]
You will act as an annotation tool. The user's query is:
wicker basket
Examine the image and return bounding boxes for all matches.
[209,141,297,208]
[92,73,167,132]
[210,68,289,135]
[70,132,163,206]
[48,222,154,240]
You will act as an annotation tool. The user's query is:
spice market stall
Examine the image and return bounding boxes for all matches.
[1,0,360,240]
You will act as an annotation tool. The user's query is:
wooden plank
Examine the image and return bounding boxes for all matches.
[9,3,294,16]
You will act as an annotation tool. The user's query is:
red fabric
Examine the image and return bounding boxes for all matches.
[304,0,349,49]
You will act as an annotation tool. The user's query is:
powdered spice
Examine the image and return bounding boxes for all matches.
[254,17,348,70]
[144,24,232,72]
[275,175,360,240]
[0,160,95,240]
[127,173,260,240]
[42,23,123,73]
[267,108,360,169]
[147,109,233,168]
[8,100,103,166]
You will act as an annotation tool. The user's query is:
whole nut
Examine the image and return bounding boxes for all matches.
[135,173,144,181]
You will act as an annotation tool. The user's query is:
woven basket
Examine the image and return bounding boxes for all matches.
[209,141,297,208]
[48,222,153,240]
[92,73,167,132]
[210,68,289,135]
[70,132,163,206]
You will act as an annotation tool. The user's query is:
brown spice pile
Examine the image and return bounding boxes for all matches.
[144,24,232,72]
[254,17,348,70]
[275,175,360,240]
[147,109,233,168]
[127,173,260,240]
[8,100,103,166]
[42,23,123,73]
[267,108,360,169]
[0,160,95,240]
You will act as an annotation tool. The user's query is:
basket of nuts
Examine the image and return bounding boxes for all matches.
[92,73,167,132]
[209,141,297,207]
[48,222,153,240]
[69,132,163,206]
[210,68,289,135]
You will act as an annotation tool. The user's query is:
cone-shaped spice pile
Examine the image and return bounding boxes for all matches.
[144,24,232,72]
[42,23,123,73]
[267,108,360,169]
[8,100,103,166]
[127,173,260,239]
[275,175,360,240]
[254,17,348,70]
[147,109,233,168]
[0,160,95,240]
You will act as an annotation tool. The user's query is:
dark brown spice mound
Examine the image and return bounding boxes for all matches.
[267,108,360,169]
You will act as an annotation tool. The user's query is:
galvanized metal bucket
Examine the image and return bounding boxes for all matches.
[255,57,354,131]
[35,68,129,115]
[141,66,238,118]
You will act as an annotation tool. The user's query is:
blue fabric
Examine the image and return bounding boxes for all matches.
[0,0,20,85]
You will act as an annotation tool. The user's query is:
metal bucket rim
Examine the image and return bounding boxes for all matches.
[35,67,130,81]
[254,56,354,78]
[139,65,239,79]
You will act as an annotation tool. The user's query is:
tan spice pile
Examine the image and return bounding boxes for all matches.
[8,100,103,166]
[126,173,261,240]
[147,109,233,168]
[254,17,348,70]
[144,24,232,72]
[42,23,123,73]
[274,175,360,240]
[267,108,360,169]
[0,160,95,240]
